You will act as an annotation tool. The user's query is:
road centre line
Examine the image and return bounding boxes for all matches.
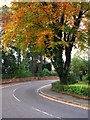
[13,88,17,93]
[12,93,21,102]
[13,87,23,102]
[32,107,61,119]
[12,83,31,102]
[1,83,27,102]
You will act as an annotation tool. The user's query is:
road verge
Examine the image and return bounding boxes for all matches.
[37,84,90,110]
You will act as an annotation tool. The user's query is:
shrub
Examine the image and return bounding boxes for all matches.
[15,69,32,78]
[37,68,51,77]
[67,71,79,84]
[82,74,88,81]
[52,81,89,97]
[50,71,58,76]
[37,69,57,77]
[69,55,88,82]
[64,84,89,96]
[52,81,64,92]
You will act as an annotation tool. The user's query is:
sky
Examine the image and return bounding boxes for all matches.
[0,0,14,7]
[0,0,89,7]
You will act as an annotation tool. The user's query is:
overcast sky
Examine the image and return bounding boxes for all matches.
[0,0,14,7]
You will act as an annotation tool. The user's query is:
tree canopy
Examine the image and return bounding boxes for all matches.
[2,2,89,84]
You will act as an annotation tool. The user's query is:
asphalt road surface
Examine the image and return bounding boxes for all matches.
[2,80,89,119]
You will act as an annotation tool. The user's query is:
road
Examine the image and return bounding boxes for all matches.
[2,80,88,119]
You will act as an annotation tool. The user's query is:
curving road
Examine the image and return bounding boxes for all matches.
[2,80,88,119]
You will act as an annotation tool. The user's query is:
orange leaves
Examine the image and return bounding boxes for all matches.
[36,30,53,49]
[76,32,81,39]
[15,7,27,18]
[19,7,27,13]
[36,36,44,48]
[2,2,88,53]
[42,4,52,13]
[16,13,24,18]
[37,30,53,37]
[3,25,10,31]
[2,13,11,21]
[13,9,25,21]
[10,7,27,25]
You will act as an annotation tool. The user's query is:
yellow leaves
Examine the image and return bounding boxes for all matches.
[2,33,12,48]
[25,39,31,45]
[3,25,10,31]
[61,25,65,31]
[2,2,88,53]
[77,41,87,50]
[76,33,81,39]
[36,30,54,49]
[19,7,27,13]
[37,30,53,37]
[16,13,24,18]
[42,4,52,13]
[62,40,69,47]
[15,7,26,19]
[36,36,44,48]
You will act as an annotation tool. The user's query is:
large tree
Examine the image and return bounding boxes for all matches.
[2,2,89,84]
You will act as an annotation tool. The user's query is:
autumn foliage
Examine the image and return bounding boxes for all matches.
[2,2,89,84]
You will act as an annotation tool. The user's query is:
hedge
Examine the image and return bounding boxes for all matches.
[52,81,90,97]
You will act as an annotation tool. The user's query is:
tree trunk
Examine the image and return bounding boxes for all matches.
[49,7,83,84]
[51,44,73,85]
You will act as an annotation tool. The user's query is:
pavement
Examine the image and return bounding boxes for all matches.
[38,84,90,109]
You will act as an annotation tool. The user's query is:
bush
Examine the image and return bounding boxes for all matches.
[52,81,64,92]
[38,68,51,77]
[67,71,79,84]
[52,81,89,97]
[64,84,89,97]
[50,71,58,76]
[82,74,88,81]
[15,69,32,78]
[69,55,88,82]
[37,69,58,77]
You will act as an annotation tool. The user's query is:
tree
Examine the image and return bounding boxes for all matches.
[2,2,89,84]
[70,55,88,81]
[2,48,17,79]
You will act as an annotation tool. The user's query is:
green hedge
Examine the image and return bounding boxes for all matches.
[52,81,90,97]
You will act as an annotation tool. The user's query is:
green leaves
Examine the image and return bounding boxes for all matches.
[2,2,88,52]
[2,2,89,84]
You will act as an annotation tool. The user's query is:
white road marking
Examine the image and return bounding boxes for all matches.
[13,88,17,93]
[12,83,31,102]
[13,88,21,102]
[12,93,21,102]
[32,107,61,119]
[2,82,31,102]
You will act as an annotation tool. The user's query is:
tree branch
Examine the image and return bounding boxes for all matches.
[82,9,89,16]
